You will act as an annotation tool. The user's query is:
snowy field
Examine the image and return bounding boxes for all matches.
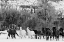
[0,30,64,41]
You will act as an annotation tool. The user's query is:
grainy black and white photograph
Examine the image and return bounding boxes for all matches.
[0,0,64,41]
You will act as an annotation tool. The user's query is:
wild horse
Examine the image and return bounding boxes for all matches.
[33,30,42,39]
[7,28,18,39]
[42,28,53,40]
[52,27,60,41]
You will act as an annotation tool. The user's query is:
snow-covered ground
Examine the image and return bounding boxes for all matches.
[0,30,64,41]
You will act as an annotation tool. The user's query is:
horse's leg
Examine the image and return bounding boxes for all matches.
[40,35,41,39]
[22,35,24,38]
[43,35,44,39]
[31,35,33,39]
[24,34,26,38]
[31,34,35,39]
[12,35,14,39]
[37,35,39,39]
[46,33,49,40]
[56,36,59,41]
[11,35,13,39]
[20,36,22,39]
[11,34,14,39]
[53,35,55,40]
[7,36,9,39]
[7,35,9,39]
[38,35,40,39]
[50,35,52,40]
[35,34,36,39]
[62,35,63,40]
[33,34,35,39]
[11,35,12,38]
[28,35,31,39]
[29,35,32,39]
[42,33,45,39]
[55,35,59,41]
[39,35,41,39]
[30,35,32,39]
[14,34,16,39]
[58,37,59,41]
[62,35,64,40]
[23,35,26,38]
[28,36,29,38]
[56,37,57,41]
[7,33,10,39]
[46,35,47,40]
[50,36,51,40]
[21,35,23,39]
[23,34,26,38]
[56,36,57,41]
[58,35,59,41]
[46,36,49,40]
[33,35,35,39]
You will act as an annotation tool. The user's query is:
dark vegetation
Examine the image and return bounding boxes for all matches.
[0,0,64,31]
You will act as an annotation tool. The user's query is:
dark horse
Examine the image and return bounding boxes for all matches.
[7,28,18,39]
[45,28,53,40]
[52,27,60,41]
[42,28,46,39]
[42,28,53,40]
[33,30,42,39]
[52,27,56,39]
[59,28,64,39]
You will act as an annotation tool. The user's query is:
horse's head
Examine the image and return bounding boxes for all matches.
[27,27,30,31]
[20,27,22,30]
[27,27,29,29]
